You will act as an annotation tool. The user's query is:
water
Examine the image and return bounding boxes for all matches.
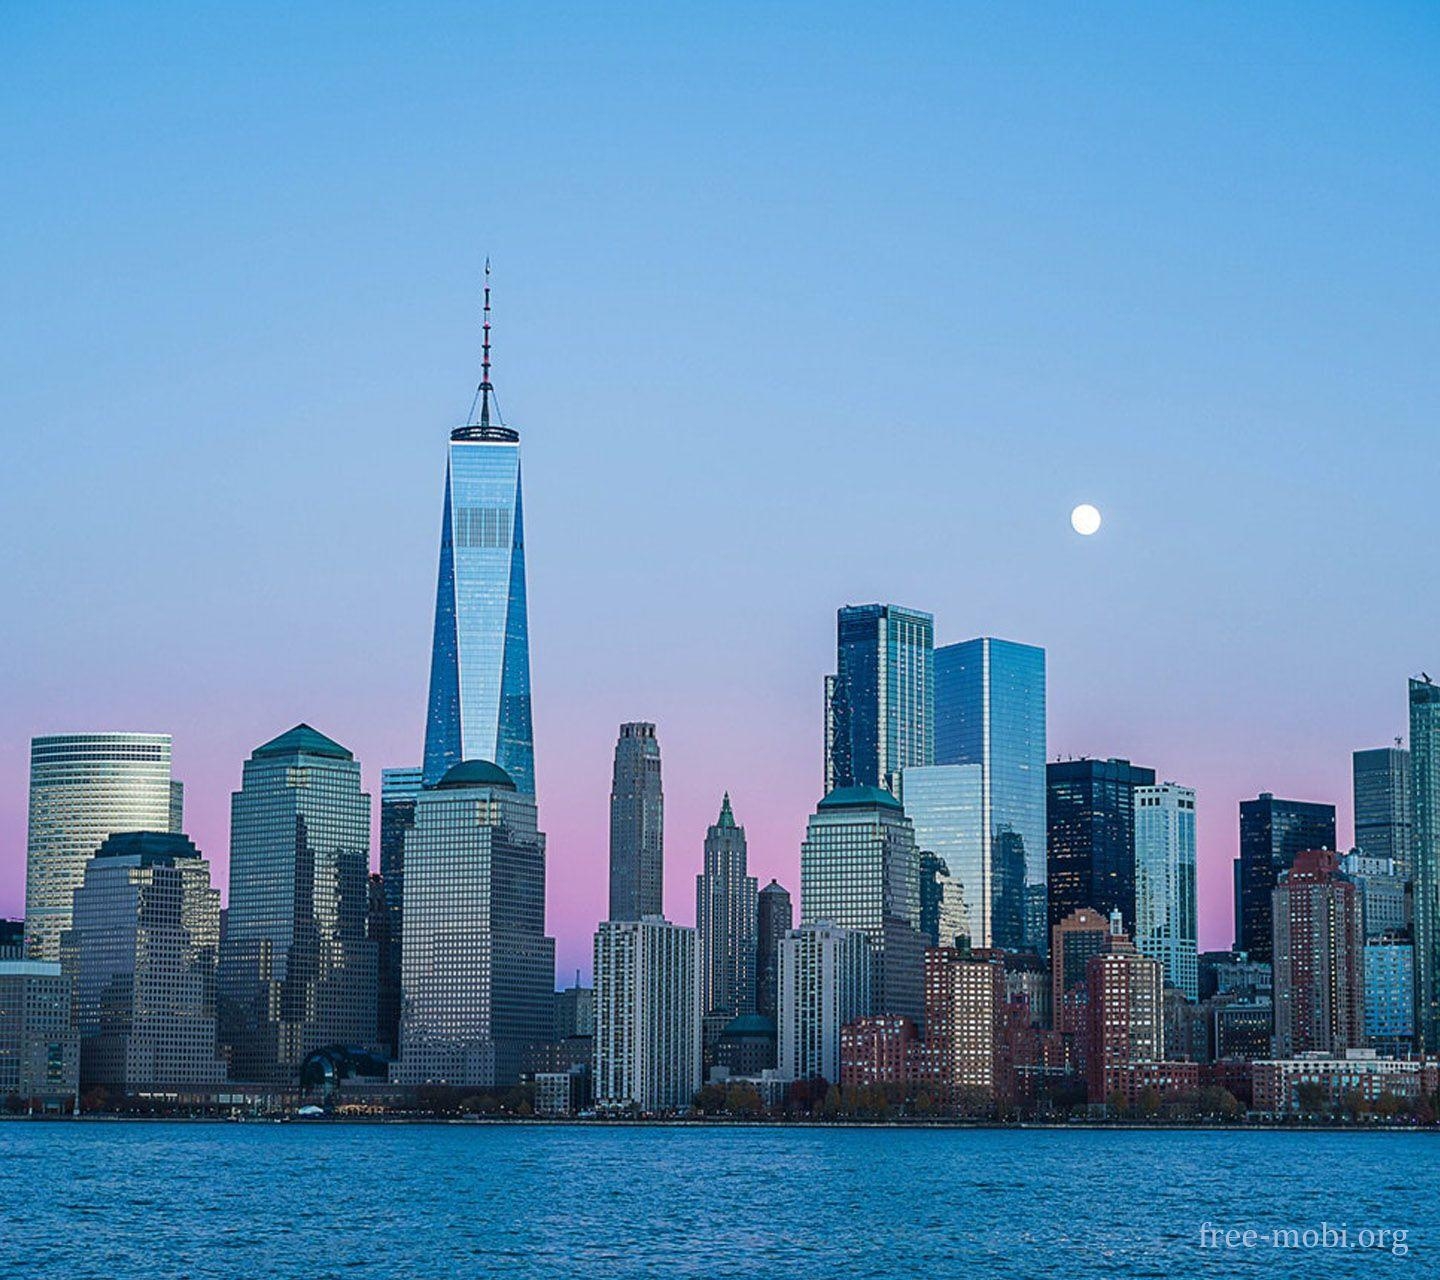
[1,1122,1431,1277]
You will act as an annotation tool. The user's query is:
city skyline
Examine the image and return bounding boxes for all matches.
[4,5,1439,984]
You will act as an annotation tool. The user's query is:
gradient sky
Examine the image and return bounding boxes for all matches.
[2,3,1438,982]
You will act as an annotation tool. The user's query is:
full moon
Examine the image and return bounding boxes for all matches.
[1070,503,1102,536]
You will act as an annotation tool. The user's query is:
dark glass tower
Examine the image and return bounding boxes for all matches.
[1045,758,1156,940]
[755,879,792,1022]
[696,794,757,1051]
[376,766,422,1057]
[1353,746,1412,875]
[1411,678,1440,1051]
[422,270,534,794]
[1234,792,1336,963]
[608,723,664,921]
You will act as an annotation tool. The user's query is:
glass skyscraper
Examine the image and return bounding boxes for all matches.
[825,604,934,797]
[900,764,984,948]
[1234,792,1336,963]
[377,766,422,1057]
[1134,783,1198,1000]
[422,287,534,795]
[1352,746,1412,876]
[25,733,183,961]
[1411,677,1440,1052]
[933,637,1047,952]
[609,723,664,921]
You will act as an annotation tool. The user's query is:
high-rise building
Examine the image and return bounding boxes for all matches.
[923,946,1008,1104]
[219,725,376,1082]
[1363,935,1414,1055]
[775,922,871,1083]
[1271,849,1364,1058]
[695,794,757,1050]
[901,765,984,948]
[376,766,422,1058]
[24,733,183,961]
[1235,794,1337,963]
[1051,907,1111,1036]
[554,983,595,1040]
[1046,758,1156,938]
[609,723,664,922]
[755,880,792,1022]
[68,831,224,1089]
[934,637,1047,952]
[0,920,24,959]
[825,604,934,796]
[1337,851,1409,939]
[800,786,923,1021]
[1411,676,1440,1052]
[593,917,700,1113]
[394,761,554,1087]
[0,958,78,1110]
[1353,746,1412,875]
[1085,917,1164,1103]
[422,272,534,795]
[1134,783,1199,1000]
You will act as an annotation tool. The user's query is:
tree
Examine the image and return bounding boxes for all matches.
[724,1084,763,1117]
[1106,1089,1130,1119]
[1295,1082,1327,1116]
[694,1083,727,1115]
[820,1084,843,1119]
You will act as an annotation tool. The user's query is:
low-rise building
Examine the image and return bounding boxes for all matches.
[0,959,78,1110]
[1252,1049,1431,1115]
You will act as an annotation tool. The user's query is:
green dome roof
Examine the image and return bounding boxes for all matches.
[253,723,353,761]
[817,784,902,811]
[434,760,517,791]
[719,1013,776,1040]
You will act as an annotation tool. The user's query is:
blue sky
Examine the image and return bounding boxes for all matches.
[2,2,1437,975]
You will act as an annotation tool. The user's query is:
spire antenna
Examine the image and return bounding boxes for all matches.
[479,257,493,427]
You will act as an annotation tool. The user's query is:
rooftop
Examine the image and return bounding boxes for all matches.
[433,759,517,791]
[253,723,353,761]
[817,784,903,812]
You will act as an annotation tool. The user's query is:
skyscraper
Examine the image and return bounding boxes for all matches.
[593,917,700,1113]
[219,725,376,1082]
[24,733,183,961]
[800,785,923,1021]
[923,946,1009,1105]
[1051,907,1111,1036]
[900,765,983,947]
[1410,676,1440,1051]
[1271,850,1364,1058]
[695,794,758,1050]
[776,922,872,1083]
[1134,783,1198,1000]
[1353,746,1413,875]
[377,766,422,1058]
[825,604,934,796]
[394,760,555,1087]
[1235,793,1336,963]
[422,270,534,795]
[1045,758,1156,938]
[934,637,1047,952]
[755,879,792,1022]
[609,723,664,922]
[68,831,224,1089]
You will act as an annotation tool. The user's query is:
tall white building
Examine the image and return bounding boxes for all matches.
[25,733,183,961]
[1134,783,1198,1000]
[593,917,700,1113]
[776,922,871,1083]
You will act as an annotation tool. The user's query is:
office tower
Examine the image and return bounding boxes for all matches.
[1337,852,1409,938]
[1416,677,1440,1052]
[422,271,534,794]
[775,922,871,1083]
[1051,907,1111,1036]
[1085,917,1164,1103]
[68,831,224,1089]
[1364,935,1414,1054]
[1271,850,1364,1058]
[609,723,664,921]
[24,733,183,961]
[1211,996,1274,1061]
[1353,746,1412,875]
[219,725,376,1082]
[713,1014,778,1076]
[593,917,700,1113]
[366,874,399,1059]
[755,879,792,1022]
[395,761,555,1087]
[554,983,595,1039]
[825,604,934,796]
[934,637,1047,952]
[1235,793,1336,963]
[901,765,984,948]
[0,920,23,959]
[1134,783,1199,1000]
[924,946,1008,1103]
[0,958,78,1110]
[377,766,422,1058]
[800,786,923,1021]
[1045,758,1156,938]
[695,794,758,1049]
[1198,950,1272,1001]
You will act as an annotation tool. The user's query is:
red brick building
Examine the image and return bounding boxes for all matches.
[839,1015,920,1089]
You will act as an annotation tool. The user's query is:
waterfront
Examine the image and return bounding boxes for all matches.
[1,1124,1430,1277]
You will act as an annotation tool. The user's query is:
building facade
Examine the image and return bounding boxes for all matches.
[924,946,1008,1103]
[1235,793,1336,963]
[696,794,757,1050]
[593,917,700,1113]
[25,733,183,961]
[1353,745,1412,875]
[776,922,871,1083]
[1134,783,1199,1000]
[219,725,376,1083]
[377,766,422,1057]
[755,880,792,1023]
[825,604,934,796]
[1411,676,1440,1052]
[68,831,224,1089]
[933,637,1047,952]
[901,765,985,948]
[609,722,664,922]
[800,786,923,1021]
[1363,936,1414,1054]
[1085,921,1164,1103]
[1051,907,1112,1036]
[0,959,78,1109]
[395,761,554,1087]
[1337,851,1408,939]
